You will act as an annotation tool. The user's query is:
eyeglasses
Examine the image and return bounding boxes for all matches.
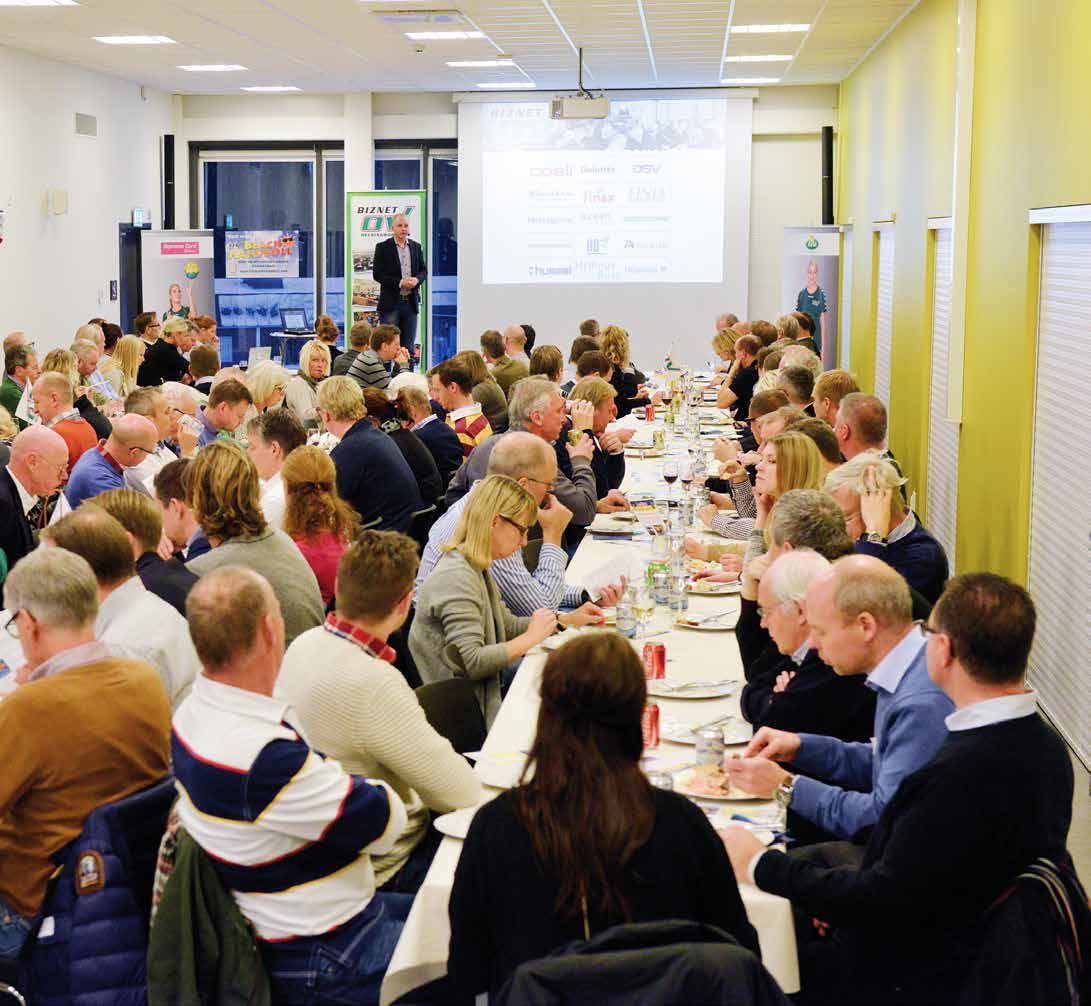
[4,609,35,640]
[523,476,553,491]
[917,619,956,657]
[499,514,531,537]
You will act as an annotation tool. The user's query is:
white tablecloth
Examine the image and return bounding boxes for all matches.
[380,427,800,1005]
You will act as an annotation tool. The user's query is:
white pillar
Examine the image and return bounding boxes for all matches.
[344,92,374,193]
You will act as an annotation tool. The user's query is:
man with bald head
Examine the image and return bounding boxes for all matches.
[502,324,529,365]
[725,554,952,843]
[65,413,158,508]
[373,212,427,367]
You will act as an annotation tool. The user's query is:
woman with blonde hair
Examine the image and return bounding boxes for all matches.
[410,475,589,726]
[281,445,360,605]
[284,339,330,425]
[247,360,290,413]
[454,349,508,434]
[708,328,736,387]
[600,325,650,419]
[100,334,145,397]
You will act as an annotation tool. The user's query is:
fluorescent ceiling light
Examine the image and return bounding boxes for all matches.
[476,81,535,89]
[447,59,514,67]
[242,85,301,92]
[405,30,483,40]
[94,35,175,45]
[0,0,78,6]
[179,64,246,72]
[721,77,781,85]
[730,24,809,33]
[724,54,792,62]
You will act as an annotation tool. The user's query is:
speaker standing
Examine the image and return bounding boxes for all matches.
[372,213,427,370]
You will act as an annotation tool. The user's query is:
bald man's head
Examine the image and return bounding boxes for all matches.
[488,430,556,486]
[107,413,159,469]
[9,425,69,495]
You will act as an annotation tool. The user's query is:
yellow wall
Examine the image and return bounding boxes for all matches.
[837,0,1091,581]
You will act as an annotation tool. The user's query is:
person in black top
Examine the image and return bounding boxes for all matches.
[717,333,760,418]
[721,572,1075,1005]
[392,385,463,494]
[137,318,191,387]
[360,388,443,505]
[449,632,759,1000]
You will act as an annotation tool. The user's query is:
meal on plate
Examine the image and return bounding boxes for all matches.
[688,576,739,594]
[684,556,717,574]
[684,764,732,797]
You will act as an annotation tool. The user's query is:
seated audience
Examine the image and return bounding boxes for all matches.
[31,371,97,470]
[562,333,601,393]
[0,343,39,429]
[481,329,528,398]
[410,476,566,727]
[833,392,907,491]
[812,368,860,426]
[319,377,422,533]
[278,531,482,892]
[41,347,111,439]
[42,507,199,708]
[172,567,410,1005]
[315,313,342,369]
[245,409,308,530]
[72,331,117,404]
[791,310,821,355]
[346,324,410,391]
[716,333,761,416]
[503,325,530,365]
[0,548,170,960]
[566,376,627,500]
[281,445,360,606]
[245,360,290,414]
[332,319,371,377]
[196,378,253,448]
[393,385,463,492]
[284,339,330,424]
[600,325,650,418]
[725,555,953,841]
[138,317,190,387]
[721,573,1074,1005]
[826,453,949,603]
[184,441,325,644]
[361,388,443,504]
[92,486,198,616]
[431,355,494,459]
[455,350,509,434]
[753,346,784,395]
[777,365,816,414]
[528,343,563,383]
[188,345,219,396]
[123,386,194,490]
[65,413,158,508]
[153,459,209,561]
[448,632,760,999]
[783,414,843,475]
[100,334,145,398]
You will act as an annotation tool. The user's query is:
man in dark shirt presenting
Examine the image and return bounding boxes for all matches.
[716,333,760,418]
[372,213,427,369]
[721,573,1074,1005]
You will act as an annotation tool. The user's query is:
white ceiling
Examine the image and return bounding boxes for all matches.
[0,0,917,93]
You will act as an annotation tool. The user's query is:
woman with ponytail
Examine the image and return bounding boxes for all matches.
[281,445,360,605]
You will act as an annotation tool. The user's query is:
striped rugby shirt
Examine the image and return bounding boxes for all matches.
[445,402,493,458]
[172,674,407,942]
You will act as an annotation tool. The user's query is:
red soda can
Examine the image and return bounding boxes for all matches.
[644,403,656,422]
[643,642,666,679]
[653,643,666,679]
[642,702,660,749]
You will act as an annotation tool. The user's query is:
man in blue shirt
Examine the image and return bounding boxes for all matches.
[65,414,159,509]
[726,554,952,842]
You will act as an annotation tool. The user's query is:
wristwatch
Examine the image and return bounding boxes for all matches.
[863,531,887,546]
[775,775,796,811]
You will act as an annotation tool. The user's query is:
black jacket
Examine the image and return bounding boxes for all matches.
[136,552,199,617]
[384,423,443,504]
[330,419,421,532]
[0,467,35,600]
[588,435,626,500]
[138,339,189,387]
[413,417,464,494]
[372,236,427,314]
[76,395,112,440]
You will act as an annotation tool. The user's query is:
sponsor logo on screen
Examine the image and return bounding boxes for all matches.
[627,186,667,203]
[529,166,573,178]
[580,165,615,176]
[584,189,616,205]
[161,241,200,255]
[632,164,663,175]
[805,236,819,250]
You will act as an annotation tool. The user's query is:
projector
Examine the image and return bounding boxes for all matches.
[550,95,610,120]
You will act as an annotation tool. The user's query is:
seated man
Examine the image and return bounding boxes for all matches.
[721,573,1074,1005]
[503,324,529,365]
[826,453,949,604]
[397,385,464,493]
[0,548,170,960]
[560,335,601,395]
[245,409,308,531]
[346,323,410,391]
[173,567,410,1005]
[480,329,528,398]
[812,369,860,427]
[153,459,210,561]
[726,555,953,842]
[196,378,253,448]
[332,318,371,376]
[565,377,627,501]
[741,550,875,743]
[777,365,816,415]
[431,356,493,459]
[278,531,482,894]
[31,371,97,471]
[832,391,908,501]
[65,413,160,509]
[43,507,200,708]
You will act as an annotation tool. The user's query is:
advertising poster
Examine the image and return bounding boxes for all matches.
[140,230,215,323]
[346,191,428,360]
[782,226,840,367]
[225,230,300,278]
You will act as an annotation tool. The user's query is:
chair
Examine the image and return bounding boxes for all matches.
[407,504,440,554]
[414,678,486,754]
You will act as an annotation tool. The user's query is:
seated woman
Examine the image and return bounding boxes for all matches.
[246,360,290,414]
[447,631,760,1000]
[281,445,360,606]
[360,387,443,504]
[600,325,650,419]
[100,334,145,398]
[409,475,599,727]
[565,376,627,499]
[708,327,736,387]
[284,339,330,426]
[754,345,785,395]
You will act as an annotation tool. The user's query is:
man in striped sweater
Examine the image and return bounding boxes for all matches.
[431,355,493,458]
[346,323,410,391]
[172,566,409,1005]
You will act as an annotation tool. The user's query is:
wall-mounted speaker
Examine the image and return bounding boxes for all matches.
[821,126,834,226]
[163,133,175,229]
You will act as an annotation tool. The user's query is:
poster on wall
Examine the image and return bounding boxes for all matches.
[140,230,215,323]
[225,230,300,278]
[346,191,428,362]
[782,226,840,367]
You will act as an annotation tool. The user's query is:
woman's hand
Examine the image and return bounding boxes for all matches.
[713,437,739,464]
[525,608,558,646]
[558,602,605,628]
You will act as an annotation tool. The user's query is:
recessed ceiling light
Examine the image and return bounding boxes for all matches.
[730,24,810,34]
[179,64,247,72]
[723,54,792,62]
[94,35,175,45]
[241,85,302,92]
[476,81,535,89]
[447,59,514,68]
[721,77,781,85]
[0,0,78,6]
[404,30,483,40]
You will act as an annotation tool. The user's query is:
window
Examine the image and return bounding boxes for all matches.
[324,157,345,330]
[872,224,895,407]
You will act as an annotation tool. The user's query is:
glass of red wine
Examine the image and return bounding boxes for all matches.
[662,460,679,501]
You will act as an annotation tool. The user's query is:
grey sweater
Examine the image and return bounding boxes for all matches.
[346,348,405,390]
[409,548,529,727]
[186,528,325,645]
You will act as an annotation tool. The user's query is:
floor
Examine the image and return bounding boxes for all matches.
[1069,752,1091,882]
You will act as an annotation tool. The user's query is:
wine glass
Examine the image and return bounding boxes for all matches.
[632,581,656,643]
[662,460,679,501]
[680,461,694,496]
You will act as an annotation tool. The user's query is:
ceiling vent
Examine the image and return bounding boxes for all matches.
[74,112,97,138]
[373,9,469,25]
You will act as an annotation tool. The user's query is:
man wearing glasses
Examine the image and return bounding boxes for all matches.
[133,312,161,349]
[64,414,159,509]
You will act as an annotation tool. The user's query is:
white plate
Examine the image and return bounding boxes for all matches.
[433,806,481,840]
[646,679,737,700]
[473,752,529,790]
[661,719,752,746]
[674,766,765,802]
[625,448,665,458]
[686,578,742,595]
[674,614,738,631]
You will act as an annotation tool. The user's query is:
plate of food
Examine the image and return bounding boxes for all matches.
[625,447,665,458]
[687,577,742,595]
[588,515,637,535]
[661,718,752,746]
[646,679,737,700]
[674,611,737,631]
[674,764,764,801]
[683,556,718,574]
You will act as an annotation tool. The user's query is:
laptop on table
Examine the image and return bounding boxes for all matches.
[280,308,313,335]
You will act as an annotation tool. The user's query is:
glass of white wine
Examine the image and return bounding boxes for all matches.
[632,581,656,643]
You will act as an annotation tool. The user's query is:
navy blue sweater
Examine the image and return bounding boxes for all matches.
[414,417,464,495]
[330,419,422,532]
[854,520,949,604]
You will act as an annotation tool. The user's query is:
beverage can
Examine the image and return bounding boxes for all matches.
[652,428,665,450]
[641,702,660,749]
[642,642,666,680]
[695,725,726,767]
[644,403,656,423]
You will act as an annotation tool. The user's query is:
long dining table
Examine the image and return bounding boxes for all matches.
[380,404,801,1005]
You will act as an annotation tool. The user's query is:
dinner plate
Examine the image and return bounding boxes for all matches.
[673,766,765,802]
[674,613,738,631]
[646,679,737,700]
[474,752,529,790]
[661,719,753,746]
[625,448,665,458]
[686,577,742,595]
[433,806,481,840]
[587,520,636,535]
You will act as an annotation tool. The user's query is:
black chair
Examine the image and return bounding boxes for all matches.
[414,678,486,755]
[408,504,440,554]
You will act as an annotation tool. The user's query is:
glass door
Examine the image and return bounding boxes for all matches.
[428,150,458,367]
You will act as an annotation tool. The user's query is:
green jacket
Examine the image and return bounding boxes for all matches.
[0,376,26,429]
[147,828,271,1006]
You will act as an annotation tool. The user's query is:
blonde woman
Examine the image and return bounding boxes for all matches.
[100,334,145,398]
[284,340,330,425]
[408,475,560,727]
[709,328,737,387]
[600,325,650,419]
[247,360,290,413]
[163,280,194,321]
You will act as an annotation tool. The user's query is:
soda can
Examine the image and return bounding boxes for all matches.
[644,403,656,423]
[641,702,660,749]
[695,725,726,767]
[652,428,665,451]
[642,642,666,680]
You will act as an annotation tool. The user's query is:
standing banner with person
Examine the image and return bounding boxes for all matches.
[346,191,428,367]
[782,226,840,367]
[139,230,215,324]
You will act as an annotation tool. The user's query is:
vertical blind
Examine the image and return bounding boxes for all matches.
[873,228,895,407]
[1027,220,1091,770]
[926,227,959,567]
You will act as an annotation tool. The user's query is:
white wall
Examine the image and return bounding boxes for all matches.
[0,44,171,351]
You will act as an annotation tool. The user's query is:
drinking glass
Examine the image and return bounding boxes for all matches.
[662,460,679,501]
[632,581,656,643]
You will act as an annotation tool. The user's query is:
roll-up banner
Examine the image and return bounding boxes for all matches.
[346,191,428,366]
[140,230,215,323]
[782,226,840,368]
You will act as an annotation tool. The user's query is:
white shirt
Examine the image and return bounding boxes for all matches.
[866,625,926,695]
[945,691,1038,732]
[411,414,438,432]
[95,576,200,708]
[125,443,179,496]
[447,402,484,423]
[7,468,37,516]
[259,472,286,531]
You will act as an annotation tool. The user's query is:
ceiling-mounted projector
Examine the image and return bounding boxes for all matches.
[551,46,608,119]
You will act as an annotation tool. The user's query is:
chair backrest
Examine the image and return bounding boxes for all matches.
[414,678,486,754]
[408,504,439,553]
